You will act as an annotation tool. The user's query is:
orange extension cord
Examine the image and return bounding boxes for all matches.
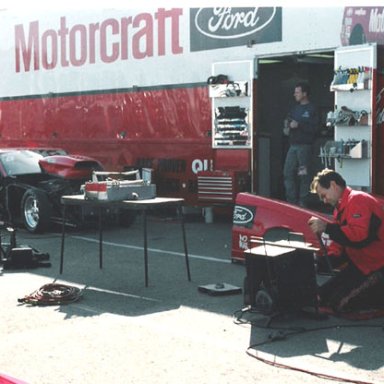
[18,283,82,305]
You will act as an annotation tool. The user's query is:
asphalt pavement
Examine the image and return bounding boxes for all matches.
[0,211,383,384]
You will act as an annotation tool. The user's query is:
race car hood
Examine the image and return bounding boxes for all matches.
[39,155,103,179]
[231,192,333,262]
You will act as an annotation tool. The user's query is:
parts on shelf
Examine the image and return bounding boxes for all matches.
[319,139,369,167]
[330,46,374,190]
[326,106,369,128]
[330,66,372,91]
[209,61,254,149]
[209,81,248,98]
[214,106,250,147]
[207,74,229,85]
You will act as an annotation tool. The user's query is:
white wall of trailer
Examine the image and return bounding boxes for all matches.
[0,7,344,98]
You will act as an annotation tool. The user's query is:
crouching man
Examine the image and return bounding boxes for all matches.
[308,169,384,312]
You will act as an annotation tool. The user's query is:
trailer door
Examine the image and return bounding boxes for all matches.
[331,43,376,192]
[374,45,384,195]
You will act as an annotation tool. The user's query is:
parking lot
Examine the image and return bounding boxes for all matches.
[1,211,384,384]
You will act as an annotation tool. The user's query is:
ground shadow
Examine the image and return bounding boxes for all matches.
[246,309,384,373]
[8,214,244,320]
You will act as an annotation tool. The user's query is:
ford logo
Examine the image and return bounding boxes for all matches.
[194,7,277,39]
[233,205,254,225]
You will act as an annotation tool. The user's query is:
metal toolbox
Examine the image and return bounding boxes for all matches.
[84,169,156,201]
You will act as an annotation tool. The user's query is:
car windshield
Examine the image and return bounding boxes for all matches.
[0,150,44,176]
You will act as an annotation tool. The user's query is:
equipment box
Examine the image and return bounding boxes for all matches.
[84,169,156,201]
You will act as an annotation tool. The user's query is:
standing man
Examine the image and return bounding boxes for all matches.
[283,82,318,207]
[308,169,384,312]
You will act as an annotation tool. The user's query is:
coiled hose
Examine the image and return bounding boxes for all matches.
[18,283,82,305]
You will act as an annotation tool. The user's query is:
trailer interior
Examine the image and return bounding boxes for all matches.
[255,50,335,206]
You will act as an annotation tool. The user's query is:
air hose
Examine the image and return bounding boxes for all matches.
[18,283,82,305]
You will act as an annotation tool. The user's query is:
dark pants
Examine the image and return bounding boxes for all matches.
[319,261,384,312]
[283,144,313,206]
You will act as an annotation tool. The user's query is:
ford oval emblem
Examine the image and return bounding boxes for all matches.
[194,7,277,39]
[233,205,254,225]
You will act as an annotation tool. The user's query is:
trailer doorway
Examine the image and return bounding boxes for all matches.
[255,51,335,203]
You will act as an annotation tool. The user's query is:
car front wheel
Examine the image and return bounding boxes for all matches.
[21,189,52,233]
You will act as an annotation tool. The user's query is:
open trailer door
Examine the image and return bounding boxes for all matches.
[330,43,377,192]
[253,50,335,201]
[374,44,384,196]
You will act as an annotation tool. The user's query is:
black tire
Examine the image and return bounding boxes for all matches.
[118,210,137,227]
[21,189,52,233]
[255,288,275,315]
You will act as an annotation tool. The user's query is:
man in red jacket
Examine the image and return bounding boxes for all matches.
[308,168,384,312]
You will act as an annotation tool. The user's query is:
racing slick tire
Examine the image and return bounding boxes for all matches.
[21,189,52,233]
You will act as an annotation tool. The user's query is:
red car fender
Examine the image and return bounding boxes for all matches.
[231,192,332,262]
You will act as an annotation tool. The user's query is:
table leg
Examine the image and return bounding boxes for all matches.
[98,206,103,269]
[60,204,66,274]
[143,209,148,287]
[179,207,191,281]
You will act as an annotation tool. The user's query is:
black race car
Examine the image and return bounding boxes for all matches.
[0,148,106,233]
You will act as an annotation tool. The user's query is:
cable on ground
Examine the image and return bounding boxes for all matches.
[233,306,383,383]
[18,283,82,305]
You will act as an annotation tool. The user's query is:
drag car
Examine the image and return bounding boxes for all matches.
[231,192,333,263]
[0,148,110,233]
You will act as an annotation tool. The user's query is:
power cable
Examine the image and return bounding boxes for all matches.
[246,349,376,384]
[18,283,82,305]
[233,307,384,383]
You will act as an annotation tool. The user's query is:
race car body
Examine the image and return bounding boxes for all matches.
[0,148,103,232]
[231,192,333,262]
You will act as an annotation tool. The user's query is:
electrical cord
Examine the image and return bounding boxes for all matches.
[233,307,306,332]
[233,307,384,383]
[249,322,384,348]
[246,349,375,384]
[18,283,82,305]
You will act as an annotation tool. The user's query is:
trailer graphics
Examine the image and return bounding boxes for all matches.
[190,7,282,51]
[15,9,184,73]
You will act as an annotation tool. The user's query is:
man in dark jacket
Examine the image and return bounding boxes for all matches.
[308,169,384,312]
[283,82,318,207]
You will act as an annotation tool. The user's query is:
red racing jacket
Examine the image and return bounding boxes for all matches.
[325,187,384,275]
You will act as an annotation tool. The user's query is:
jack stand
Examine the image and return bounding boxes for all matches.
[198,282,242,296]
[0,225,51,269]
[0,226,16,266]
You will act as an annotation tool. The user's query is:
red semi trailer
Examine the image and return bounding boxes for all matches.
[0,6,384,224]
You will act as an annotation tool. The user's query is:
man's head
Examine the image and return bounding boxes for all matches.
[310,168,346,206]
[294,82,310,104]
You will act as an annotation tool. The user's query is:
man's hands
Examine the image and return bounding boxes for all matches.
[308,216,327,234]
[289,120,299,129]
